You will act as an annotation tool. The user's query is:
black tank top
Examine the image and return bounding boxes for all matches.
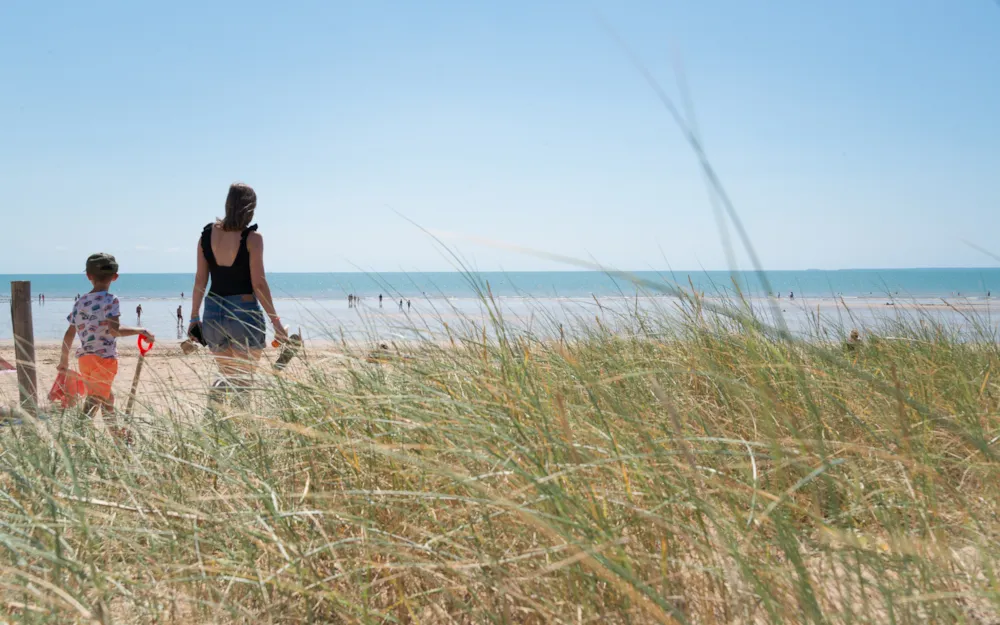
[201,223,257,297]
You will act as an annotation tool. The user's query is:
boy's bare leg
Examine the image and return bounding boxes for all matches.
[100,393,116,424]
[84,396,101,418]
[82,395,128,441]
[99,393,133,444]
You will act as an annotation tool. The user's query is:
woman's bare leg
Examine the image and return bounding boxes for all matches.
[214,347,262,382]
[210,347,263,407]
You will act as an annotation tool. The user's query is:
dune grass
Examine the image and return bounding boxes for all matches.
[1,291,999,624]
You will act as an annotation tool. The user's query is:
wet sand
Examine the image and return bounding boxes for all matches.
[4,294,997,346]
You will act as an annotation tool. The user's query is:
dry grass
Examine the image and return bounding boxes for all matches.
[1,293,999,624]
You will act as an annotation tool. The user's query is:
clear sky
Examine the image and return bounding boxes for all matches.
[1,1,998,274]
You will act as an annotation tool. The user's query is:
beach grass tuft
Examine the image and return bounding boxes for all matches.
[1,289,999,624]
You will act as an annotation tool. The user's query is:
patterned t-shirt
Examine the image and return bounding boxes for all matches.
[67,291,121,359]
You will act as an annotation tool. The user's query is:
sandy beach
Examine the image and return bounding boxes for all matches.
[0,341,349,418]
[3,293,999,416]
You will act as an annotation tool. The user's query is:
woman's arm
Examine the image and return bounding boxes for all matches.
[190,239,209,322]
[247,231,288,342]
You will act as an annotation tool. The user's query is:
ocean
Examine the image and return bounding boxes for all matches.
[2,269,998,343]
[1,269,998,301]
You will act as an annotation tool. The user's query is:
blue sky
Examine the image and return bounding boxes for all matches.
[1,1,998,273]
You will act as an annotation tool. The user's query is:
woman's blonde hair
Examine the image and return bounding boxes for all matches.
[218,183,257,232]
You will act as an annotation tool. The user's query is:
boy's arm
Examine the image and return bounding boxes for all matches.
[107,317,154,342]
[58,325,76,371]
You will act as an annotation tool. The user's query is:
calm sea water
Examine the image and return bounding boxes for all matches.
[1,269,997,301]
[1,269,998,343]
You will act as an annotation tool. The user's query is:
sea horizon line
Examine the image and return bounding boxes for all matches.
[3,266,1000,277]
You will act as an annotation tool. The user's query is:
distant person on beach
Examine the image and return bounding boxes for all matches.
[176,305,183,331]
[136,304,142,324]
[789,291,794,300]
[399,299,403,311]
[845,329,861,352]
[75,294,80,301]
[58,253,153,441]
[379,294,383,308]
[348,294,353,308]
[187,183,287,398]
[407,300,411,311]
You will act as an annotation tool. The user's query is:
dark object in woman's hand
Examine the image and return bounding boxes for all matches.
[188,322,207,346]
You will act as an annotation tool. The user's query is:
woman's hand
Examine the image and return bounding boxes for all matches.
[272,321,289,345]
[187,321,204,344]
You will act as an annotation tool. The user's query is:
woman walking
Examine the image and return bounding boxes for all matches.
[187,183,287,401]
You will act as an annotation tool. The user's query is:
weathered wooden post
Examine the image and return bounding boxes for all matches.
[10,281,38,415]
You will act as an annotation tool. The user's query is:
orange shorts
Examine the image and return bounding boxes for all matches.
[78,355,119,400]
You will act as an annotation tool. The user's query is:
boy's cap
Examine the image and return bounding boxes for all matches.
[86,253,118,275]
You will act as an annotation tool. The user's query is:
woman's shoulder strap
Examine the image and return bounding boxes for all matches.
[237,224,259,263]
[201,223,215,266]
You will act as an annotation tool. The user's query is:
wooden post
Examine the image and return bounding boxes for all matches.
[10,281,38,415]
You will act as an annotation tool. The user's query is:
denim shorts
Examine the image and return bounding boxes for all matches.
[203,294,266,353]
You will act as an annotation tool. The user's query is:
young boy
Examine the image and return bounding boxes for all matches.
[58,253,154,435]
